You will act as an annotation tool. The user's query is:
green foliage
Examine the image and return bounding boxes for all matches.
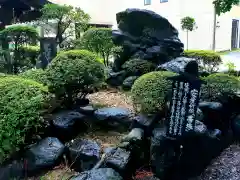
[57,49,104,63]
[213,0,240,15]
[19,46,40,57]
[0,25,39,45]
[225,61,236,75]
[181,16,197,31]
[0,25,39,74]
[79,28,114,66]
[45,50,105,103]
[201,73,240,101]
[122,59,156,76]
[19,68,47,85]
[183,50,222,73]
[0,76,50,163]
[131,71,176,114]
[39,4,90,47]
[19,46,40,69]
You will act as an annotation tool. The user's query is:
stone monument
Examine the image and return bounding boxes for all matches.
[39,37,57,69]
[165,60,202,138]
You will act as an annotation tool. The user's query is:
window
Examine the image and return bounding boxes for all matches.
[160,0,168,3]
[144,0,151,5]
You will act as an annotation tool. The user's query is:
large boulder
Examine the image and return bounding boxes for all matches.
[112,8,184,71]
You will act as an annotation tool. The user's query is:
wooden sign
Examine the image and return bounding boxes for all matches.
[39,37,57,68]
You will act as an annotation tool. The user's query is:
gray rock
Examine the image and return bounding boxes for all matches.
[52,111,85,130]
[78,105,95,115]
[94,107,131,125]
[67,139,101,172]
[121,128,144,143]
[157,57,195,74]
[122,76,139,90]
[71,168,123,180]
[25,137,65,175]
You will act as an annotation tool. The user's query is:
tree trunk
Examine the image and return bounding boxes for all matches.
[212,5,217,51]
[186,30,189,50]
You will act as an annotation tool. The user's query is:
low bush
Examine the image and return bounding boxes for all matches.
[19,68,47,85]
[183,50,222,73]
[122,59,156,76]
[45,49,105,105]
[201,73,240,101]
[0,76,50,163]
[131,71,176,114]
[57,49,104,64]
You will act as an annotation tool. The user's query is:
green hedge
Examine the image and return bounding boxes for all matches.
[45,49,105,102]
[183,50,222,73]
[19,68,47,85]
[201,73,240,101]
[131,71,176,114]
[122,59,156,76]
[0,76,50,163]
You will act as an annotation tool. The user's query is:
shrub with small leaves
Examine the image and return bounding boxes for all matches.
[183,50,222,73]
[19,46,40,64]
[79,28,114,66]
[0,25,39,73]
[19,68,47,85]
[122,59,156,76]
[0,76,50,163]
[201,73,240,101]
[131,71,176,114]
[45,49,105,104]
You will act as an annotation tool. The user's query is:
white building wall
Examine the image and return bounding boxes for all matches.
[49,0,240,51]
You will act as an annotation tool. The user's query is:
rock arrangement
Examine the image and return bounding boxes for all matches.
[1,90,240,180]
[112,8,184,71]
[108,8,185,88]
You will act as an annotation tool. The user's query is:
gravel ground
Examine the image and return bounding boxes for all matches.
[88,89,134,112]
[197,144,240,180]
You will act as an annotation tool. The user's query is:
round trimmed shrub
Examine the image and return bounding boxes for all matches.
[45,50,105,103]
[122,59,156,76]
[0,76,50,163]
[183,50,222,73]
[131,71,176,114]
[57,49,104,64]
[201,73,240,101]
[19,69,47,85]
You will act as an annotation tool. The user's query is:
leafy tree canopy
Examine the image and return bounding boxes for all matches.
[213,0,240,15]
[39,4,90,47]
[181,16,197,31]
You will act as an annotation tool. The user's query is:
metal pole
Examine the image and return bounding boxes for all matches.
[212,5,217,51]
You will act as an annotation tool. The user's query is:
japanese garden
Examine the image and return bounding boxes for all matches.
[1,1,240,180]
